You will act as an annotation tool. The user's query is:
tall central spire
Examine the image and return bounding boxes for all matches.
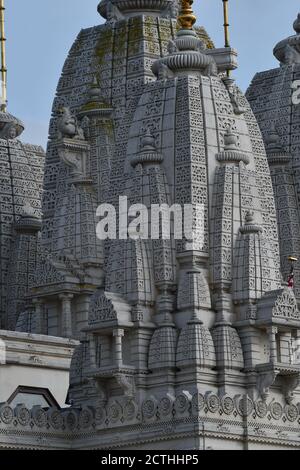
[0,0,7,112]
[178,0,196,29]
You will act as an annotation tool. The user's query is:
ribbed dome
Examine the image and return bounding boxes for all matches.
[212,324,244,371]
[148,324,178,371]
[176,318,216,369]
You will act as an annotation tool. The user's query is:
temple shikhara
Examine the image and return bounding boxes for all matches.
[1,0,300,450]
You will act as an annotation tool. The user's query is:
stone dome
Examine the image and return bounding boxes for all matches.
[148,324,178,371]
[212,324,244,371]
[176,317,216,369]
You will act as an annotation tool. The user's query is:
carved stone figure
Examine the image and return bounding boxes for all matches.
[57,107,85,140]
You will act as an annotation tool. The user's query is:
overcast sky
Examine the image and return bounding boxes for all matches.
[6,0,300,147]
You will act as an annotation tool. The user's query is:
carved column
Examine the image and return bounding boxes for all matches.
[268,326,278,364]
[113,329,124,368]
[33,299,46,335]
[279,332,292,364]
[59,294,74,338]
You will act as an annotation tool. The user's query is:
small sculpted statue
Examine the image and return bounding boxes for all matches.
[0,121,23,140]
[57,107,85,141]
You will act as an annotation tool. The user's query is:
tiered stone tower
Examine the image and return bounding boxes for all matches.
[247,12,300,307]
[2,1,300,450]
[0,112,44,331]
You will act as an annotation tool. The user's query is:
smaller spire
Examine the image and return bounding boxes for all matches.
[265,123,291,165]
[178,0,196,30]
[265,123,282,152]
[239,211,263,235]
[216,127,250,165]
[131,130,163,168]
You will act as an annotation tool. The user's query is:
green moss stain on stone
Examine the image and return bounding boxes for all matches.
[95,28,114,67]
[114,21,128,57]
[102,119,114,139]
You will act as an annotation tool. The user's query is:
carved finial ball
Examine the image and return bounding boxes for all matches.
[267,123,280,143]
[293,13,300,34]
[245,211,255,224]
[22,202,35,217]
[224,127,237,149]
[141,130,156,149]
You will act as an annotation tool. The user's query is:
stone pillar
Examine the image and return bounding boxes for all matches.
[59,294,74,338]
[113,329,124,368]
[33,299,46,335]
[279,332,292,364]
[293,331,300,364]
[268,327,278,364]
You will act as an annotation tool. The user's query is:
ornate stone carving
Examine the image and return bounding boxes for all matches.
[174,392,192,414]
[79,408,94,429]
[206,393,220,414]
[0,406,14,427]
[48,409,64,430]
[123,400,137,421]
[238,396,254,417]
[142,397,158,420]
[65,411,78,431]
[15,405,30,426]
[257,370,279,402]
[88,294,117,324]
[282,374,300,404]
[114,374,135,398]
[95,407,106,425]
[273,289,300,320]
[285,404,299,422]
[221,396,235,415]
[32,406,47,428]
[270,402,283,421]
[191,393,205,414]
[57,107,85,141]
[158,395,174,417]
[255,401,268,419]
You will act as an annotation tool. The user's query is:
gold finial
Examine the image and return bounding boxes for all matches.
[178,0,197,30]
[0,0,7,112]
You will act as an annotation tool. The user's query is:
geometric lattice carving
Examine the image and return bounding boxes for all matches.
[257,288,300,327]
[89,295,117,324]
[88,291,132,327]
[272,289,300,320]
